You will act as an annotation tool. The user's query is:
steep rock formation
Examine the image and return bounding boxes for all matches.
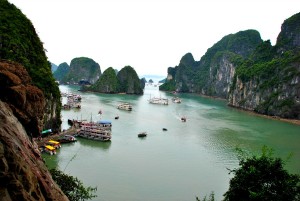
[160,12,300,119]
[160,30,262,96]
[51,63,58,73]
[63,57,101,84]
[210,52,237,98]
[229,12,300,119]
[53,62,70,82]
[89,67,119,93]
[0,0,61,132]
[117,66,144,95]
[0,60,45,136]
[0,60,67,200]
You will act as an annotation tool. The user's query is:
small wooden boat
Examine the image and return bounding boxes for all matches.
[40,145,56,155]
[138,132,147,137]
[58,135,77,143]
[47,140,61,149]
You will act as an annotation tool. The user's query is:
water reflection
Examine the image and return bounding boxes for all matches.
[76,137,112,150]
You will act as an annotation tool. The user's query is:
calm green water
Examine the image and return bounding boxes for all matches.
[44,85,300,201]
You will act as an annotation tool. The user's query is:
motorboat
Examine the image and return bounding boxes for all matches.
[138,132,147,137]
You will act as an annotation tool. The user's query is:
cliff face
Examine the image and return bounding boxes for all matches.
[0,60,67,200]
[0,0,61,132]
[0,61,45,136]
[53,62,70,82]
[89,67,119,93]
[160,30,261,97]
[160,12,300,119]
[210,53,236,99]
[63,57,101,84]
[228,12,300,119]
[117,66,144,95]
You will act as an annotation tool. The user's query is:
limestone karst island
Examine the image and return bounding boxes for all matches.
[0,0,300,200]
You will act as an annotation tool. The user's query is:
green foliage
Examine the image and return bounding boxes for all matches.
[0,0,61,130]
[117,65,143,94]
[223,146,300,201]
[63,57,101,84]
[0,0,60,99]
[53,62,70,81]
[236,49,300,86]
[50,169,97,201]
[159,79,176,91]
[194,30,261,92]
[276,12,300,49]
[90,67,119,93]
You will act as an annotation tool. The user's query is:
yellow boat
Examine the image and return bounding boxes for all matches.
[47,140,61,149]
[49,140,60,144]
[43,145,57,155]
[45,145,55,151]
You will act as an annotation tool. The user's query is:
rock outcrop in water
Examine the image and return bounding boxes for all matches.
[86,65,144,94]
[62,57,101,84]
[160,12,300,119]
[53,62,70,83]
[0,60,68,200]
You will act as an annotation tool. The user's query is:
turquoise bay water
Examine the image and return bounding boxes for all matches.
[44,85,300,201]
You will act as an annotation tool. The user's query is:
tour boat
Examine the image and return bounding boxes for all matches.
[117,103,133,111]
[148,97,168,105]
[77,120,112,141]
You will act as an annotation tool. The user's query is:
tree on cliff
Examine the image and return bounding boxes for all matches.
[223,147,300,200]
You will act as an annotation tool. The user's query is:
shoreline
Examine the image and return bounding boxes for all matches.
[192,93,300,126]
[35,127,78,147]
[228,105,300,126]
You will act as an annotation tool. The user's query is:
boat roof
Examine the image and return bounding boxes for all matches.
[48,140,60,144]
[97,120,112,124]
[42,129,52,134]
[45,145,55,150]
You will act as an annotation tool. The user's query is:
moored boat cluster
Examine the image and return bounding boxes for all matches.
[61,92,82,109]
[76,120,112,141]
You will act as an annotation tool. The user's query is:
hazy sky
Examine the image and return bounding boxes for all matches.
[8,0,300,76]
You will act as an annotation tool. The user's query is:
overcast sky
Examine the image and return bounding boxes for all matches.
[8,0,300,76]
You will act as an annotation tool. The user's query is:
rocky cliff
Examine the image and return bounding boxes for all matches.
[229,12,300,119]
[0,60,68,200]
[0,0,61,132]
[160,12,300,119]
[53,62,70,82]
[87,65,144,94]
[62,57,101,84]
[160,30,262,96]
[117,66,144,95]
[89,67,119,93]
